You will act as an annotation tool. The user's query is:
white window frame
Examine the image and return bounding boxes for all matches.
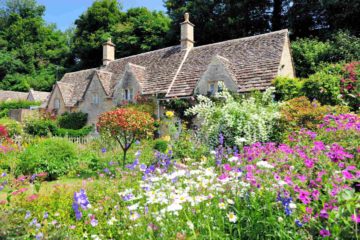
[123,88,134,101]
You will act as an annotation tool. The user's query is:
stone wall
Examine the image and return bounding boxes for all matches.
[278,35,296,78]
[113,69,141,105]
[195,56,238,95]
[9,109,39,122]
[79,75,114,125]
[47,86,68,115]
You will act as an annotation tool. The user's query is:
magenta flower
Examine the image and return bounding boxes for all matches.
[320,209,329,219]
[319,229,331,237]
[298,190,311,204]
[342,170,354,179]
[351,214,360,223]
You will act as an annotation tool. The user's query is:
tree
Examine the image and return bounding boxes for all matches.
[0,0,71,91]
[97,108,155,168]
[72,0,123,69]
[112,7,171,58]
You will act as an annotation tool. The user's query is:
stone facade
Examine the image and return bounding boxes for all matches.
[278,35,295,78]
[47,85,68,115]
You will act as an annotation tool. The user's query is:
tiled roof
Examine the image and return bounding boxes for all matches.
[53,29,288,104]
[0,90,28,102]
[29,89,50,102]
[166,30,287,97]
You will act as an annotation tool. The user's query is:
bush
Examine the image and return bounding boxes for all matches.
[57,112,88,130]
[186,85,280,147]
[17,138,77,180]
[0,118,23,138]
[54,126,93,137]
[153,139,168,153]
[24,119,57,137]
[273,76,304,101]
[280,96,349,132]
[340,62,360,110]
[302,63,344,105]
[0,100,40,118]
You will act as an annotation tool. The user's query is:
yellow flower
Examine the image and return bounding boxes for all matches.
[163,135,171,142]
[201,156,207,162]
[165,111,174,118]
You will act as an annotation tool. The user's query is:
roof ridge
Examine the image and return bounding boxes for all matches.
[62,68,97,77]
[193,29,288,50]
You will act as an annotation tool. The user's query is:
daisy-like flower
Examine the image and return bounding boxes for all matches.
[218,202,226,209]
[129,212,140,221]
[227,212,238,223]
[227,199,235,205]
[107,217,117,225]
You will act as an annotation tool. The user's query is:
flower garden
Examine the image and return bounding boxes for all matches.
[0,67,359,239]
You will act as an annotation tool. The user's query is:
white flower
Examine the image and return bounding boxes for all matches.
[226,199,235,205]
[256,160,274,169]
[278,216,284,222]
[289,203,297,209]
[278,180,287,186]
[218,202,226,209]
[107,217,117,225]
[187,220,194,230]
[210,150,216,155]
[129,212,140,221]
[127,203,139,211]
[227,212,238,223]
[228,156,238,162]
[166,203,183,212]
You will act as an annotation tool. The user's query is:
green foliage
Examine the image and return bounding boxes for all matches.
[292,32,360,77]
[0,0,71,91]
[0,118,23,137]
[54,126,92,138]
[273,76,304,101]
[302,63,344,105]
[17,138,77,180]
[153,139,168,153]
[72,0,123,68]
[24,119,56,137]
[113,7,171,58]
[57,112,88,130]
[186,85,280,147]
[0,100,39,118]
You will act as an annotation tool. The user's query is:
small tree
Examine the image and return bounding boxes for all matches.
[97,108,154,168]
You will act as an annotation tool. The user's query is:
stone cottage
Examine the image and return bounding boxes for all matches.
[46,13,295,125]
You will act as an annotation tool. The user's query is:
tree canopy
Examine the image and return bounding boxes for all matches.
[0,0,71,91]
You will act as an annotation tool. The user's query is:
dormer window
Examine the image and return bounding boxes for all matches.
[92,94,100,105]
[123,88,134,101]
[54,98,60,109]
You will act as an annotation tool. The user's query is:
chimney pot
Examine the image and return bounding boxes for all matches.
[180,12,194,50]
[103,38,115,66]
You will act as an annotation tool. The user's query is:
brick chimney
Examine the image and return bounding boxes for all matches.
[103,38,115,66]
[180,13,194,50]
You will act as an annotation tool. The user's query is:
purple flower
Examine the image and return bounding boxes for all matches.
[320,209,329,219]
[90,215,98,227]
[43,212,48,219]
[1,172,6,177]
[35,232,43,240]
[72,189,90,220]
[25,210,31,219]
[319,229,331,237]
[104,168,110,174]
[101,148,107,153]
[295,219,303,227]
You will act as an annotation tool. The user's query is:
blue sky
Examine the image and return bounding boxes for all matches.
[37,0,166,31]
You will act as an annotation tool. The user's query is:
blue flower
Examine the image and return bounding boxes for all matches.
[43,212,48,219]
[25,210,31,220]
[295,219,303,227]
[72,189,90,220]
[1,172,6,177]
[101,148,107,153]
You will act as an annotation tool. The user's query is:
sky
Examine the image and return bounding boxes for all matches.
[37,0,166,31]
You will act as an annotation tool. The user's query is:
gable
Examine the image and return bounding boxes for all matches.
[278,34,295,78]
[195,55,238,95]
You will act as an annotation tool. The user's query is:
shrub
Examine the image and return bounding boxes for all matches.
[280,96,349,132]
[0,118,23,138]
[57,112,88,130]
[273,76,304,101]
[340,62,360,110]
[17,138,77,180]
[153,139,168,153]
[302,63,344,105]
[0,100,40,118]
[186,85,280,147]
[97,108,155,167]
[24,119,57,137]
[54,126,93,137]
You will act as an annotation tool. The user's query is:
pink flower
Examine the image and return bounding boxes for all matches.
[298,190,311,204]
[351,214,360,223]
[223,164,232,171]
[319,229,331,237]
[342,170,353,179]
[218,173,228,181]
[311,190,320,201]
[297,175,307,182]
[304,159,314,168]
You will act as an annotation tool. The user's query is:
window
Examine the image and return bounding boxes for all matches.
[92,94,100,105]
[217,82,223,92]
[54,98,60,109]
[123,88,134,101]
[208,82,217,95]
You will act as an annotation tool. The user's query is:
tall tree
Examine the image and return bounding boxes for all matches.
[72,0,123,69]
[112,7,171,58]
[0,0,70,91]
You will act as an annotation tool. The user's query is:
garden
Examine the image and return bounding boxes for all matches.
[0,62,359,239]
